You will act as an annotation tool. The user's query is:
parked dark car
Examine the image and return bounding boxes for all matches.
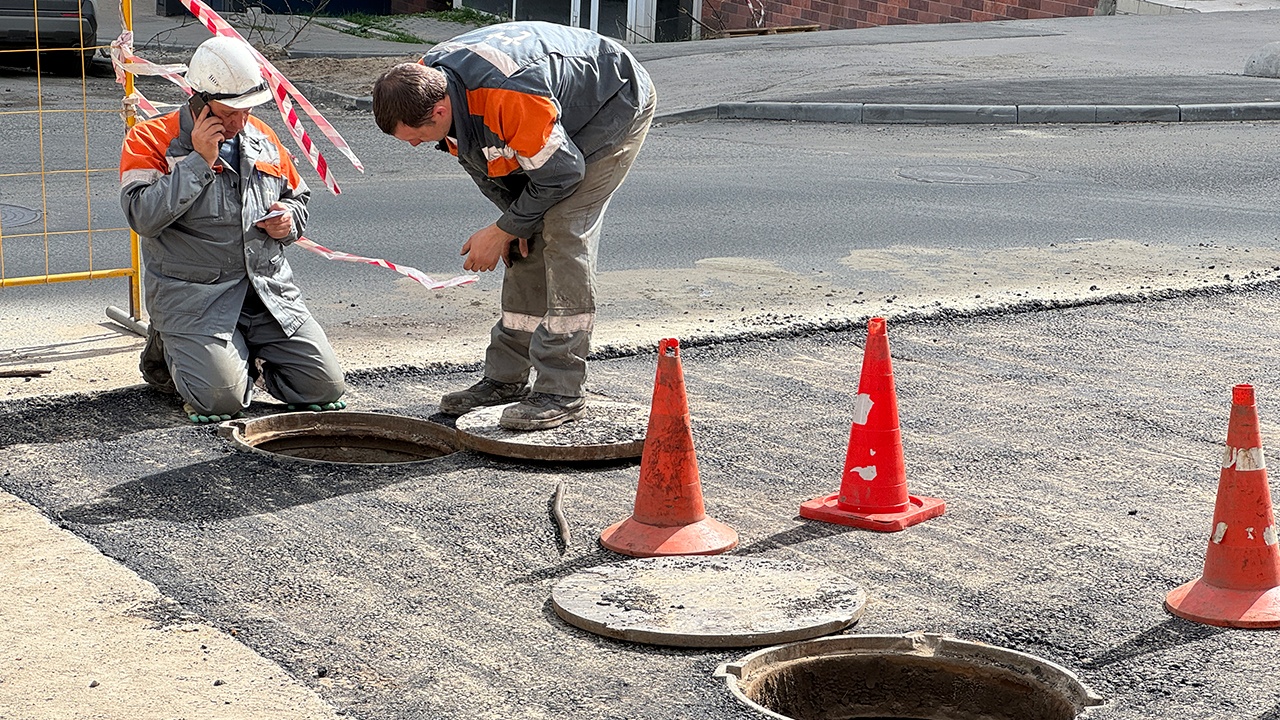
[0,0,98,73]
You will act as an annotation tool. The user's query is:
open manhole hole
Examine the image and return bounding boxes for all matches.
[717,633,1104,720]
[0,204,41,228]
[898,165,1035,185]
[219,411,457,464]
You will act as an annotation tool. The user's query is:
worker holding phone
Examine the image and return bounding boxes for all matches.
[119,36,346,423]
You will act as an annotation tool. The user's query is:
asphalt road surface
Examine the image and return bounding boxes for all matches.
[4,284,1280,719]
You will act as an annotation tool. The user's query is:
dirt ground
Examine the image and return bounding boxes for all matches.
[274,55,421,98]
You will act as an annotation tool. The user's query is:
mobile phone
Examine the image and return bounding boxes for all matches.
[188,93,207,119]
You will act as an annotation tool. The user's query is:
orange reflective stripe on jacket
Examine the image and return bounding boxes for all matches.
[465,86,558,177]
[120,111,303,191]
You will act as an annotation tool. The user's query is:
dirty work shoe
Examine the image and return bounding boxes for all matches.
[139,328,174,393]
[499,393,587,431]
[439,377,531,416]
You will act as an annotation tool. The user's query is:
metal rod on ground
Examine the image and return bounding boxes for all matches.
[552,481,571,552]
[0,369,51,378]
[106,305,149,338]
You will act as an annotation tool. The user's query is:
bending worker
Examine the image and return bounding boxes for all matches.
[372,21,655,431]
[120,36,346,423]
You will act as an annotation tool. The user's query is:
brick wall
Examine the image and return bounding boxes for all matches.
[705,0,1094,32]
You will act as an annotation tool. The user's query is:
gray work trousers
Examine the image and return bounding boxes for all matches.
[161,297,346,416]
[485,85,657,398]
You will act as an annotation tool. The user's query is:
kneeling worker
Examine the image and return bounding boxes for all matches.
[120,36,346,423]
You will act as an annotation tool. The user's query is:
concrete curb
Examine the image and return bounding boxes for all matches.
[655,100,1280,124]
[294,81,372,111]
[289,91,1280,125]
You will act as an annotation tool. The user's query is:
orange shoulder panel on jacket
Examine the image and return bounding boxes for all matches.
[119,112,181,178]
[249,116,304,191]
[466,86,557,165]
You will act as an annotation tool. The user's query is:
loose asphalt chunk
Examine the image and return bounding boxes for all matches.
[5,287,1280,718]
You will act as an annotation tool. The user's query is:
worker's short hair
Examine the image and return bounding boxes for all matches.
[372,63,448,134]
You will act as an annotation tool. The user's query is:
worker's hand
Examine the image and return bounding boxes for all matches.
[461,223,528,272]
[255,202,294,239]
[190,105,225,169]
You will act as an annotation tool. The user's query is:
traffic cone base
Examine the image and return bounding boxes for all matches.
[1165,578,1280,629]
[799,491,945,533]
[600,515,738,558]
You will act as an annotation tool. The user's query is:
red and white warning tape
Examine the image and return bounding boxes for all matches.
[174,0,363,195]
[110,30,190,118]
[295,239,477,290]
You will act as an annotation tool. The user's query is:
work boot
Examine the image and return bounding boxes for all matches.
[499,393,587,431]
[139,328,174,393]
[439,377,531,416]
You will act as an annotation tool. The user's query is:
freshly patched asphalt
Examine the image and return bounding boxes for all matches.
[5,285,1280,718]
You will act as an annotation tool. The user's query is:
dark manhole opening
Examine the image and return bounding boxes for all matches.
[219,411,458,465]
[718,634,1104,720]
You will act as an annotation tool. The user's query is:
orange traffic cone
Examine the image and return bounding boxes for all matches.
[1165,384,1280,628]
[600,338,738,558]
[799,317,945,532]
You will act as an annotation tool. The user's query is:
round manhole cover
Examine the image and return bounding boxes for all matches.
[219,411,457,464]
[0,204,41,228]
[898,165,1035,184]
[551,555,866,647]
[454,400,647,461]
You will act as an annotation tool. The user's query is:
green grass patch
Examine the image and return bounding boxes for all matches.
[319,6,504,44]
[321,13,426,43]
[412,7,507,24]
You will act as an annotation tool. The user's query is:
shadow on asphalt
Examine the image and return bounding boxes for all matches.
[56,451,474,524]
[509,548,620,585]
[507,518,857,586]
[733,519,856,555]
[1082,617,1224,669]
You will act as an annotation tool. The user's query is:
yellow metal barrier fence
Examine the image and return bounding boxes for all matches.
[0,0,143,332]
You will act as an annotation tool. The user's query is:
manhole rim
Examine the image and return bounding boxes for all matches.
[218,410,459,465]
[453,399,648,462]
[715,632,1106,719]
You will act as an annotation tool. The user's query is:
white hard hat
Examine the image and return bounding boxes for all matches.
[186,36,270,109]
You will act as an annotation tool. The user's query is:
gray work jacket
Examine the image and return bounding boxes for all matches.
[120,108,311,339]
[422,21,653,239]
